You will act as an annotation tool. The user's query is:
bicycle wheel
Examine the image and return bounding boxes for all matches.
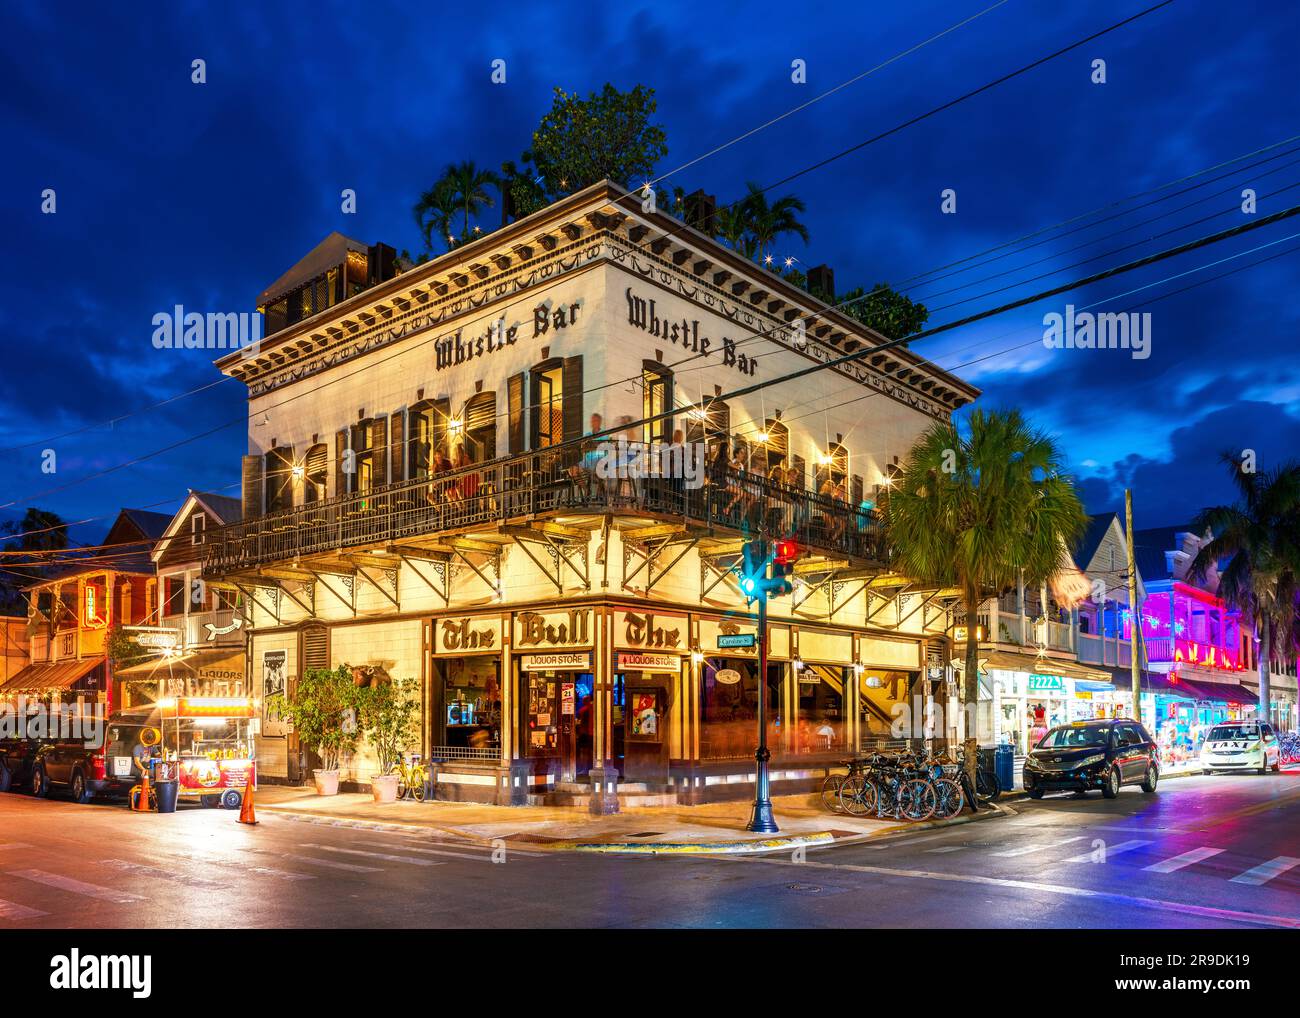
[839,775,876,817]
[821,774,846,813]
[976,769,1001,803]
[410,767,427,802]
[899,778,937,821]
[394,769,409,800]
[931,777,964,819]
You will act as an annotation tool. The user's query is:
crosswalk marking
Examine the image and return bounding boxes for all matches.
[992,836,1085,858]
[247,865,316,882]
[870,833,953,850]
[1064,839,1152,863]
[394,835,545,858]
[101,859,229,889]
[924,846,964,854]
[1229,856,1300,886]
[1143,847,1225,873]
[7,868,144,903]
[359,841,493,863]
[0,897,48,921]
[246,847,383,874]
[300,844,444,867]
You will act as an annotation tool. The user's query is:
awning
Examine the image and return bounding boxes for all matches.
[981,650,1111,684]
[115,648,245,681]
[0,657,102,693]
[1178,681,1258,706]
[1139,671,1197,697]
[1074,679,1116,693]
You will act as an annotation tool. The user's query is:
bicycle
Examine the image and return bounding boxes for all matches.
[821,758,866,813]
[388,753,428,802]
[839,751,937,821]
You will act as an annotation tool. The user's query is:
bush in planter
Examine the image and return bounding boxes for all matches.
[357,677,420,777]
[265,665,360,777]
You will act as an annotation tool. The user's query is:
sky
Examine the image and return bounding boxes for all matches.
[2,0,1299,545]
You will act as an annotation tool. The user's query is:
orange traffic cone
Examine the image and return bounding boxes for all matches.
[133,769,151,812]
[237,772,257,826]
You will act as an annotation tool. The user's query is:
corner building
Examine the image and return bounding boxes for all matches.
[205,182,980,806]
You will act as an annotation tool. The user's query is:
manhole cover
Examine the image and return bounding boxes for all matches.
[787,883,824,894]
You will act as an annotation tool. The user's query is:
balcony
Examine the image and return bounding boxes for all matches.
[976,607,1074,653]
[1076,631,1135,668]
[203,449,888,575]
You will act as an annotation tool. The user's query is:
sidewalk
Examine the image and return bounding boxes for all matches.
[253,785,1007,854]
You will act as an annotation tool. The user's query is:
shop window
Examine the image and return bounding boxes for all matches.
[699,658,781,760]
[641,362,672,445]
[435,657,503,754]
[795,665,846,753]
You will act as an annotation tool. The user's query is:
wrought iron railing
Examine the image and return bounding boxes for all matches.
[202,447,889,574]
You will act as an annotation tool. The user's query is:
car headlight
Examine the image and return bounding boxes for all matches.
[1024,758,1040,771]
[1077,754,1105,768]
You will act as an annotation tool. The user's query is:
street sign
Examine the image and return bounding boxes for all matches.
[717,633,756,649]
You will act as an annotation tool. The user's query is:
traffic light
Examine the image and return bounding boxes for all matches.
[739,539,769,603]
[768,539,801,598]
[738,538,802,602]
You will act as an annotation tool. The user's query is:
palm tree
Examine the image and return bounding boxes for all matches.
[741,181,809,264]
[1190,455,1300,723]
[412,179,458,252]
[440,160,501,243]
[713,202,755,259]
[887,408,1087,784]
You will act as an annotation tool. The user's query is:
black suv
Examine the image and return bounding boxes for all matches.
[29,720,151,804]
[0,736,49,793]
[1022,718,1159,799]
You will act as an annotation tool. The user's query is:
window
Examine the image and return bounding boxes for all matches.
[191,514,205,546]
[264,447,294,513]
[303,444,328,503]
[533,364,564,449]
[163,576,186,618]
[641,363,672,444]
[760,419,788,479]
[462,391,497,462]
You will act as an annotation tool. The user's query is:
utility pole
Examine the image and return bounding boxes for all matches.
[1125,488,1141,725]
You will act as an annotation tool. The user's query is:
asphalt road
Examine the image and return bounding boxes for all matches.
[0,769,1296,929]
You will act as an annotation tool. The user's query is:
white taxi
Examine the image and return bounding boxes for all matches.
[1200,721,1281,774]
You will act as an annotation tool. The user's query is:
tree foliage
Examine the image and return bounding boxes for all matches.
[530,84,667,196]
[0,508,69,615]
[356,677,420,775]
[265,665,360,773]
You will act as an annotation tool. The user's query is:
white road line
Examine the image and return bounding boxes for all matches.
[1064,839,1152,863]
[396,836,545,858]
[100,859,229,889]
[0,897,48,921]
[7,868,144,904]
[246,847,382,874]
[248,865,316,882]
[359,841,499,863]
[1229,856,1300,886]
[1143,847,1225,873]
[991,836,1085,858]
[924,846,964,854]
[869,833,953,850]
[300,844,444,867]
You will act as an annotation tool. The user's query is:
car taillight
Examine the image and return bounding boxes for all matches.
[91,751,107,781]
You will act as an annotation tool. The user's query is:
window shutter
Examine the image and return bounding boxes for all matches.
[562,355,583,443]
[241,455,263,520]
[370,418,387,486]
[432,398,451,457]
[335,428,350,496]
[507,372,525,453]
[302,625,329,672]
[267,445,294,512]
[389,410,405,483]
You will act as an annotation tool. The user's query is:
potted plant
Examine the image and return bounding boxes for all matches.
[357,678,419,803]
[265,665,359,796]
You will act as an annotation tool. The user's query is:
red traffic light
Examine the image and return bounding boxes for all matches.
[773,539,800,565]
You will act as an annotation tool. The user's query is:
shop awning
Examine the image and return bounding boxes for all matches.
[1178,680,1258,705]
[0,657,101,693]
[115,648,244,681]
[981,650,1111,684]
[1138,671,1196,697]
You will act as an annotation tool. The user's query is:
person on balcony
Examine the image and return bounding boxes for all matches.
[453,445,479,502]
[431,448,454,503]
[785,465,807,534]
[573,412,604,502]
[723,447,749,519]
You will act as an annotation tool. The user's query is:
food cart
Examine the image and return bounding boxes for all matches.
[111,696,256,808]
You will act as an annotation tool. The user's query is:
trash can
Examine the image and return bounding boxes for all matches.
[994,744,1015,793]
[152,760,179,814]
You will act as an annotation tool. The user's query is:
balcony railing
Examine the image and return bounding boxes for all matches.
[203,448,889,574]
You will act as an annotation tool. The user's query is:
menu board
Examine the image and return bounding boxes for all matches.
[526,676,559,753]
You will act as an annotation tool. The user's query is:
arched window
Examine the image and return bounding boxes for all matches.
[303,444,328,503]
[408,398,450,479]
[683,399,729,452]
[530,359,565,449]
[265,446,295,513]
[759,418,789,480]
[459,391,497,462]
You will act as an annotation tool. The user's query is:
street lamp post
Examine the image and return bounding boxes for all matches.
[746,593,778,833]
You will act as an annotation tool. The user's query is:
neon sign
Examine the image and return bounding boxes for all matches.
[83,585,108,629]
